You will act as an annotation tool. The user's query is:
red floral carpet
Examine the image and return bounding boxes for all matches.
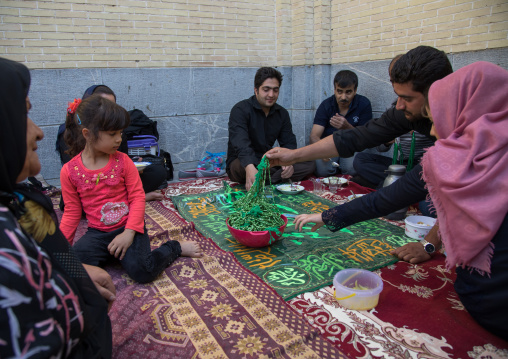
[289,254,508,358]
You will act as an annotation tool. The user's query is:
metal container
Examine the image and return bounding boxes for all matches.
[383,165,408,220]
[382,164,406,187]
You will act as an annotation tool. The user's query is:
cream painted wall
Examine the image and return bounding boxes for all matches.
[1,0,507,69]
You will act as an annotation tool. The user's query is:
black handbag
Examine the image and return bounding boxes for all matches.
[140,151,174,181]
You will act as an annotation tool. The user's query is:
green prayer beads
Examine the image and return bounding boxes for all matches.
[228,156,284,232]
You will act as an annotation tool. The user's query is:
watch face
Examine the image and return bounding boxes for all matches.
[424,242,435,254]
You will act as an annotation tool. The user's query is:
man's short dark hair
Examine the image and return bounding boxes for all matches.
[390,46,453,94]
[333,70,358,90]
[254,67,283,89]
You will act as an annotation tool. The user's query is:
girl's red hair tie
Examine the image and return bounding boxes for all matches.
[67,98,81,115]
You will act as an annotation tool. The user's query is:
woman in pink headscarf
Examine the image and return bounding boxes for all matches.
[421,61,508,340]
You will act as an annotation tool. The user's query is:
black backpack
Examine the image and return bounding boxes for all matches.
[125,109,160,141]
[124,109,173,181]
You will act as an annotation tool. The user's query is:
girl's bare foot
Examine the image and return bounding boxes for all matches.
[180,241,203,258]
[145,191,164,202]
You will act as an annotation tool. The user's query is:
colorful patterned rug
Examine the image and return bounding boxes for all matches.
[52,194,349,359]
[48,178,507,358]
[288,254,508,358]
[170,181,414,299]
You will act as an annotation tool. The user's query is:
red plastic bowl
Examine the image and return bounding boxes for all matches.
[226,215,288,248]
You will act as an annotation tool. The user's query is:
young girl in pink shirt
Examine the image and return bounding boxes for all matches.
[60,94,202,283]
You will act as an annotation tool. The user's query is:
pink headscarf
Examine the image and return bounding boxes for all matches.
[422,61,508,274]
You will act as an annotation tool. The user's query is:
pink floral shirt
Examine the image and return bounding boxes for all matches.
[60,151,145,244]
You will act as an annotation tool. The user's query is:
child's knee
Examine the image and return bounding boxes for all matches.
[125,266,158,283]
[123,257,161,283]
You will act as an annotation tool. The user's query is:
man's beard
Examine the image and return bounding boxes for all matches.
[404,110,424,122]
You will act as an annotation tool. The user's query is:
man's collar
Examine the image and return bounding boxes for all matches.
[349,94,358,109]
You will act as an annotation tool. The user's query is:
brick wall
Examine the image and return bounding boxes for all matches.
[1,0,278,69]
[1,0,506,69]
[331,0,508,63]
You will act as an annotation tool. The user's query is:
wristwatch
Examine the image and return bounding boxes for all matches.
[420,239,436,254]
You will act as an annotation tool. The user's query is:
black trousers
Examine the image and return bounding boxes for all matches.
[73,226,182,284]
[454,213,508,341]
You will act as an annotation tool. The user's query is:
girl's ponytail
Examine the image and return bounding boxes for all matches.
[64,95,130,159]
[64,98,86,158]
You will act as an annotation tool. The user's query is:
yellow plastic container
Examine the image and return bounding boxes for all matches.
[333,269,383,310]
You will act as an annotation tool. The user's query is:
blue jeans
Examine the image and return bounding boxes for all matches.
[73,226,182,283]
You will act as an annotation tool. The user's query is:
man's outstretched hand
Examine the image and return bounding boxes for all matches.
[265,147,296,167]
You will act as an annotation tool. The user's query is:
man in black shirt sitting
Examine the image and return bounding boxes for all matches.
[226,67,315,190]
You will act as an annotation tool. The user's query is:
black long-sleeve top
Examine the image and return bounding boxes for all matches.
[333,106,434,158]
[226,95,297,170]
[323,163,428,231]
[325,107,434,230]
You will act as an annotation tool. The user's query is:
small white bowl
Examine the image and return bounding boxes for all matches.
[276,184,304,195]
[404,215,437,239]
[323,177,348,186]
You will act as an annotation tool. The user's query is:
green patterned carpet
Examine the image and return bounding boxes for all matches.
[172,187,413,299]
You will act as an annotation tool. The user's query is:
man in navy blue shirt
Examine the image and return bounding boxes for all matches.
[309,70,373,176]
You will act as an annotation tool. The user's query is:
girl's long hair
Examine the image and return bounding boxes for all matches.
[64,94,130,158]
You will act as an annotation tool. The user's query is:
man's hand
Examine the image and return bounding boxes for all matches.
[390,242,431,264]
[390,223,440,264]
[330,114,353,130]
[294,213,324,232]
[265,147,296,167]
[82,264,116,311]
[108,229,135,260]
[280,165,294,179]
[245,164,258,191]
